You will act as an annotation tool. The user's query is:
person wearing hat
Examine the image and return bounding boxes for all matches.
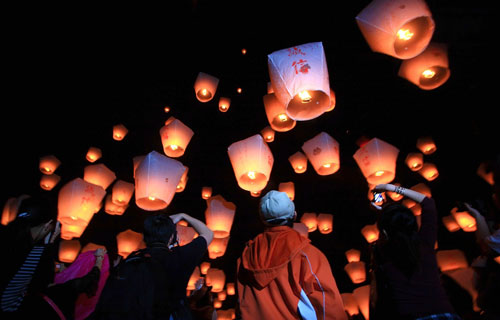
[236,190,347,320]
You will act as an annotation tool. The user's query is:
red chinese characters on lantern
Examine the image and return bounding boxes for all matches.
[292,59,311,75]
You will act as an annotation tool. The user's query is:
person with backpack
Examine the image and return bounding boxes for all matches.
[93,212,213,320]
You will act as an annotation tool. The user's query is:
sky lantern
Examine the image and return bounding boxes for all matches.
[111,180,135,206]
[217,290,227,301]
[352,285,370,320]
[117,229,143,259]
[219,97,231,112]
[450,207,477,232]
[278,182,295,200]
[201,186,212,200]
[60,223,86,240]
[208,236,230,259]
[83,163,116,190]
[302,132,340,176]
[300,212,317,232]
[206,268,226,293]
[159,117,194,158]
[227,134,274,193]
[39,155,61,175]
[58,239,81,263]
[260,126,275,143]
[398,42,450,90]
[134,150,186,211]
[476,161,495,186]
[263,93,296,132]
[293,222,309,238]
[104,195,127,216]
[405,152,424,171]
[325,89,336,112]
[58,178,106,230]
[200,261,211,275]
[40,173,61,191]
[187,266,201,290]
[86,147,102,163]
[113,124,128,141]
[177,224,196,246]
[341,293,359,317]
[205,195,236,238]
[268,42,331,121]
[176,166,189,193]
[345,249,361,263]
[442,215,461,233]
[416,136,437,155]
[344,261,366,284]
[418,162,439,181]
[317,213,333,234]
[353,137,399,185]
[356,0,435,60]
[194,72,219,102]
[226,282,235,295]
[386,182,404,201]
[1,195,29,226]
[436,249,469,272]
[288,151,308,174]
[361,224,379,243]
[213,298,222,309]
[81,242,106,253]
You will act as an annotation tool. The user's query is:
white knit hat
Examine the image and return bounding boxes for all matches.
[259,190,295,224]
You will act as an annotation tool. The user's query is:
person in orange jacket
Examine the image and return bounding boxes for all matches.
[236,190,347,320]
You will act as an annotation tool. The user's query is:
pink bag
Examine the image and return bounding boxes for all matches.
[54,250,110,320]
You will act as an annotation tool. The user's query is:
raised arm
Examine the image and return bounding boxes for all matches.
[170,213,214,245]
[374,183,426,203]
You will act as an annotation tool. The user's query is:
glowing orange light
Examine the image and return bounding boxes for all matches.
[149,196,156,201]
[266,135,272,140]
[422,69,436,78]
[323,163,331,168]
[221,105,227,110]
[297,165,303,170]
[201,88,208,96]
[298,90,312,103]
[241,48,247,55]
[247,171,256,180]
[375,170,385,176]
[44,167,51,173]
[164,106,170,113]
[237,87,242,93]
[170,145,178,151]
[397,29,414,41]
[278,113,288,122]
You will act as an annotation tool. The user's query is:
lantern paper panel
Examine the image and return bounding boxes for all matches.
[194,72,219,102]
[344,261,366,284]
[187,266,201,290]
[352,285,370,320]
[227,134,274,192]
[177,224,196,246]
[83,163,117,190]
[476,161,495,186]
[405,152,424,171]
[361,224,380,243]
[81,242,106,253]
[39,155,61,175]
[341,293,359,317]
[206,268,226,293]
[134,150,186,211]
[442,215,461,233]
[263,93,296,132]
[40,174,61,191]
[398,43,450,90]
[111,180,135,206]
[450,207,477,232]
[353,138,399,185]
[112,124,128,141]
[202,186,213,200]
[419,162,439,181]
[267,81,274,94]
[205,195,236,238]
[317,213,333,234]
[59,239,81,263]
[104,195,128,216]
[302,132,340,176]
[288,151,308,174]
[250,190,261,197]
[300,212,318,232]
[345,249,361,263]
[176,166,189,193]
[117,229,144,259]
[213,298,222,309]
[356,0,435,59]
[132,155,146,178]
[436,249,468,272]
[416,136,437,155]
[293,223,309,238]
[268,42,331,121]
[261,126,275,143]
[219,97,231,112]
[1,195,29,226]
[58,178,106,228]
[86,147,102,163]
[60,223,86,240]
[200,261,211,275]
[226,282,235,295]
[278,182,295,200]
[325,89,336,112]
[218,290,227,301]
[159,118,195,158]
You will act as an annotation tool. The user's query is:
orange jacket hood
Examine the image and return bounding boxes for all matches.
[240,226,310,288]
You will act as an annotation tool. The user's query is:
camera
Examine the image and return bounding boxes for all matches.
[372,191,384,203]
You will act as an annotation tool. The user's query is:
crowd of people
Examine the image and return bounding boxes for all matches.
[0,155,499,320]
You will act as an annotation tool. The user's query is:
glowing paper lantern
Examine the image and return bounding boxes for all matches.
[352,285,370,320]
[302,132,340,176]
[104,195,127,216]
[260,126,275,143]
[177,224,196,246]
[361,224,379,243]
[325,89,336,112]
[60,223,86,240]
[226,282,235,295]
[451,207,477,232]
[436,249,468,272]
[159,118,194,158]
[419,162,439,181]
[293,223,309,238]
[263,93,296,132]
[416,136,437,155]
[442,215,461,233]
[58,239,81,263]
[81,242,106,253]
[268,42,331,121]
[387,182,404,201]
[83,163,116,190]
[194,72,219,102]
[58,178,106,228]
[278,182,295,200]
[116,229,143,259]
[288,151,308,174]
[213,298,222,309]
[40,174,61,191]
[300,212,317,232]
[344,261,366,284]
[200,262,211,275]
[39,155,61,175]
[227,134,274,192]
[134,150,186,211]
[399,43,450,90]
[341,293,359,317]
[187,266,201,290]
[201,187,212,200]
[405,152,424,171]
[317,213,333,234]
[353,138,399,185]
[205,195,236,238]
[345,249,361,263]
[111,180,135,206]
[1,195,29,226]
[218,290,227,301]
[206,268,226,293]
[219,97,231,112]
[86,147,102,163]
[111,124,127,141]
[356,0,435,59]
[208,236,229,259]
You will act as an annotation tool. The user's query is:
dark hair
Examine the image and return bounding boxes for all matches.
[143,214,177,246]
[377,202,420,277]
